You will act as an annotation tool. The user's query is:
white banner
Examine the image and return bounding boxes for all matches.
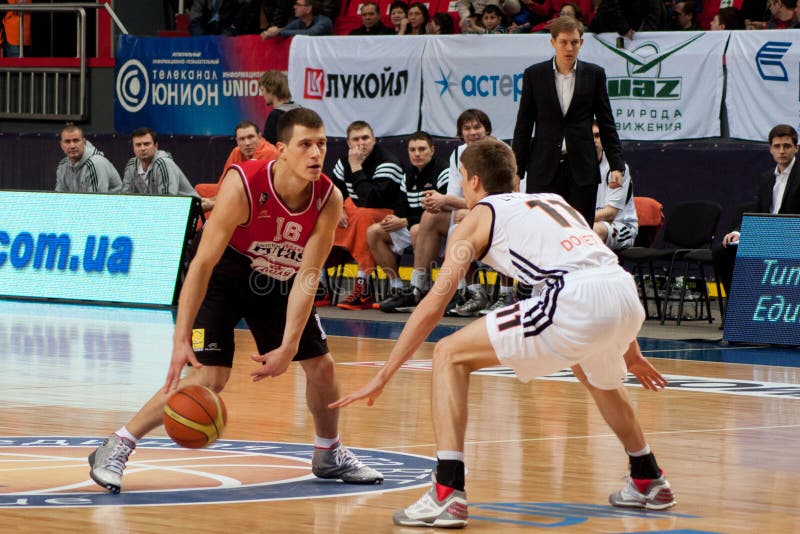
[727,31,800,141]
[580,31,728,141]
[420,34,552,140]
[288,35,425,138]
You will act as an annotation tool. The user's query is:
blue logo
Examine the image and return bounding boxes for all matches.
[0,437,434,508]
[434,67,523,102]
[755,41,792,81]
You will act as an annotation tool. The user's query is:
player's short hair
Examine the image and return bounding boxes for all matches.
[407,130,434,147]
[259,70,292,101]
[482,4,503,18]
[346,120,374,138]
[715,6,744,29]
[456,109,492,139]
[277,108,324,144]
[360,1,380,13]
[550,14,584,37]
[768,124,798,146]
[389,1,409,16]
[60,123,84,139]
[460,138,516,194]
[235,120,260,136]
[131,127,158,144]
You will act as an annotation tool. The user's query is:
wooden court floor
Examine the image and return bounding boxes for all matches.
[0,299,799,533]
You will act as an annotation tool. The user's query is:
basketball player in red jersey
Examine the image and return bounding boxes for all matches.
[89,109,384,493]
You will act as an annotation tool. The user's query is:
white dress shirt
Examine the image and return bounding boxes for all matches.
[553,58,576,154]
[772,157,794,213]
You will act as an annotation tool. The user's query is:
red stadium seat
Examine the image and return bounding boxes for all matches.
[333,15,364,34]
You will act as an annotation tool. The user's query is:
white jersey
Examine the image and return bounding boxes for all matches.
[446,143,467,198]
[478,193,619,285]
[596,152,638,230]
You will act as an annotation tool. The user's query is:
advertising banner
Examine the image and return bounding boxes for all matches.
[726,30,800,141]
[287,35,425,138]
[580,31,728,141]
[724,214,800,346]
[115,35,290,135]
[0,192,199,306]
[420,34,552,140]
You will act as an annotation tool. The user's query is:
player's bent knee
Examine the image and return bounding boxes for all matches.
[301,353,336,384]
[192,366,230,394]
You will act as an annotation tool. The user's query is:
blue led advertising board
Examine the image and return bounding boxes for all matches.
[724,214,800,346]
[0,192,198,306]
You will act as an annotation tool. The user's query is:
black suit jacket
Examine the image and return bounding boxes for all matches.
[737,161,800,229]
[512,59,625,190]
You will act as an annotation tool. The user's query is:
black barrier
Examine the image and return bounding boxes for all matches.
[0,191,200,307]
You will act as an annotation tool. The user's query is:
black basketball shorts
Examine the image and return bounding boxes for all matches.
[190,268,329,368]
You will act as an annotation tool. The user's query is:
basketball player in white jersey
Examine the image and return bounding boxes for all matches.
[333,138,675,528]
[88,109,383,493]
[592,121,638,250]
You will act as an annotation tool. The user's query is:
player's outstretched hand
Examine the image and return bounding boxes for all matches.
[250,346,294,381]
[164,340,203,394]
[627,353,668,391]
[329,375,386,408]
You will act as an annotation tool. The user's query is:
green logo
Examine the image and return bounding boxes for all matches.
[594,34,704,100]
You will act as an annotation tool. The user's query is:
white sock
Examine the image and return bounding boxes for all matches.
[498,285,513,295]
[467,283,483,294]
[116,426,138,444]
[390,277,404,289]
[437,450,464,462]
[357,270,366,279]
[411,269,428,292]
[627,444,651,457]
[457,279,466,291]
[314,435,340,449]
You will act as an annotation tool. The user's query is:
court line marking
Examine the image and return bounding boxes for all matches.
[384,422,800,450]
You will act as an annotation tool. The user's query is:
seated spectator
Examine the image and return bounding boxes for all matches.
[398,2,430,34]
[251,0,296,34]
[525,1,583,32]
[330,120,405,310]
[457,0,501,32]
[259,70,300,145]
[350,1,394,34]
[2,0,32,58]
[55,124,121,194]
[590,0,665,37]
[389,1,409,33]
[527,0,591,29]
[766,0,797,28]
[261,0,333,38]
[197,120,280,212]
[671,1,698,29]
[189,0,250,36]
[713,124,800,297]
[710,6,745,29]
[427,12,456,34]
[122,128,198,197]
[461,13,485,32]
[480,4,508,32]
[591,122,638,251]
[370,131,449,313]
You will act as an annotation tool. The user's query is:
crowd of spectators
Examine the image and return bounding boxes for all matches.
[168,0,790,38]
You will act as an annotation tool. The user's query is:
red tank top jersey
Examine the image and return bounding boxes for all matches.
[228,159,334,281]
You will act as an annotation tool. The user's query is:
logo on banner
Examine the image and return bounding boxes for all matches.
[304,68,325,100]
[755,41,792,81]
[595,34,703,99]
[433,67,523,102]
[116,59,150,113]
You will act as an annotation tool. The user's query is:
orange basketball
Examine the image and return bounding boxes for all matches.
[163,385,227,449]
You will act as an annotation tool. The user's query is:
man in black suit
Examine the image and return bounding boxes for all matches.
[350,2,394,35]
[512,16,625,227]
[714,124,800,295]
